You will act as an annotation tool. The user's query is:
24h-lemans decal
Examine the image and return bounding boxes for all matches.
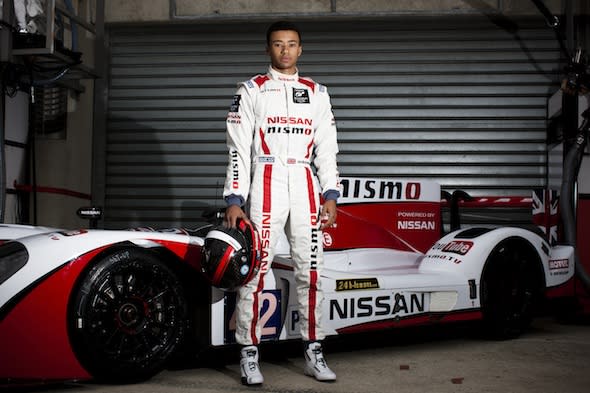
[335,278,380,291]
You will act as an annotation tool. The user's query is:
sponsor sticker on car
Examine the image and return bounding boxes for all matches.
[441,240,473,255]
[335,278,379,291]
[328,291,429,321]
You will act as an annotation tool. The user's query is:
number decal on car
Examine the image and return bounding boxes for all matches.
[225,290,282,343]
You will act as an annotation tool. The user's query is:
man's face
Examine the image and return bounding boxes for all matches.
[266,29,302,74]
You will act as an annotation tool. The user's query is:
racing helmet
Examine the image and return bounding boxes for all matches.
[201,219,260,291]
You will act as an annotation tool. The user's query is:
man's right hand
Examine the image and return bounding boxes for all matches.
[224,205,250,228]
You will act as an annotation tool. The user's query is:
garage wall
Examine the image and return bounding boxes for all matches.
[102,16,561,229]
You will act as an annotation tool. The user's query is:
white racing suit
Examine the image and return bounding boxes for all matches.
[223,66,340,345]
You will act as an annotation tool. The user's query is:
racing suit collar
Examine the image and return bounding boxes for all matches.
[268,65,299,82]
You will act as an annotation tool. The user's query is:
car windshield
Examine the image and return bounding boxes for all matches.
[0,242,28,285]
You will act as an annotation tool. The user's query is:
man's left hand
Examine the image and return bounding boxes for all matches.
[320,200,337,229]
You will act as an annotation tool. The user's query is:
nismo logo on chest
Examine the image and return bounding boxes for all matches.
[266,116,312,135]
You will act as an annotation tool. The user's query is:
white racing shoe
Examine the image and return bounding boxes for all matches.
[240,345,264,385]
[303,341,337,382]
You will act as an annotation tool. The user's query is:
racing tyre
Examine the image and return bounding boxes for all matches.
[69,247,188,382]
[480,238,543,340]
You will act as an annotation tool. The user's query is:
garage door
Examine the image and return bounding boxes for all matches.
[103,16,561,228]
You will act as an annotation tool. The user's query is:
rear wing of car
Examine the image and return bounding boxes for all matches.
[324,177,441,253]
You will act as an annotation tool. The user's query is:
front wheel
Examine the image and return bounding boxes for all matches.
[480,238,543,340]
[69,247,188,382]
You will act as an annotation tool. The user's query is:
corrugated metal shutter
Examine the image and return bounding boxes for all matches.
[103,17,561,229]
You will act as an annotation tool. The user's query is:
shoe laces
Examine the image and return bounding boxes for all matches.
[243,348,259,371]
[244,348,257,359]
[309,345,328,368]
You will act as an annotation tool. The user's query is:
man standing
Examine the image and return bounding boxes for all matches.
[223,21,340,385]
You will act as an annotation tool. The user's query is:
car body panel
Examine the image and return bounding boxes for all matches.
[0,177,577,384]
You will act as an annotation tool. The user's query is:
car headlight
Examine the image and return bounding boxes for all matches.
[0,242,28,285]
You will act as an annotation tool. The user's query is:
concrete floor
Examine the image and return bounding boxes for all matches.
[11,317,590,393]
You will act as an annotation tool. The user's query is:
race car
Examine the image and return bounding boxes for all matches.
[0,177,576,385]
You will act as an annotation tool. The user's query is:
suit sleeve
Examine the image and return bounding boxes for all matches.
[312,84,340,197]
[223,83,256,205]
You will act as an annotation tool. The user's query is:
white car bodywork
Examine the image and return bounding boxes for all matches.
[0,177,577,384]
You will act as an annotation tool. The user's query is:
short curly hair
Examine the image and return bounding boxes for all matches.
[266,20,302,46]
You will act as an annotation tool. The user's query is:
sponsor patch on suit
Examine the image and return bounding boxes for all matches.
[230,95,241,112]
[293,88,310,104]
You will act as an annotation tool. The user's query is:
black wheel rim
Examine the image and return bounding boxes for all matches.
[79,258,185,370]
